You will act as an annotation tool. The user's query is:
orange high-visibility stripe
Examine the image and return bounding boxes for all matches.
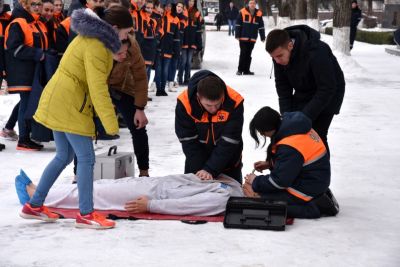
[60,17,71,35]
[8,86,32,92]
[287,187,313,202]
[273,129,327,166]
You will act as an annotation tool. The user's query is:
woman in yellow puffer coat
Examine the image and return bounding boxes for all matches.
[20,6,134,230]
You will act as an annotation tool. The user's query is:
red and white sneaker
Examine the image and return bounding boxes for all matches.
[75,212,116,229]
[20,203,60,222]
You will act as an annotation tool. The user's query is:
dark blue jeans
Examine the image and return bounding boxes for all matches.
[178,48,194,83]
[154,56,171,92]
[168,56,179,83]
[5,101,19,130]
[18,92,31,141]
[110,89,149,170]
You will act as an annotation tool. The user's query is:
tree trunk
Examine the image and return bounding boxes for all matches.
[296,0,307,19]
[367,0,373,16]
[289,0,297,20]
[294,0,307,25]
[307,0,319,30]
[278,0,291,28]
[333,0,351,55]
[265,0,276,28]
[257,0,267,15]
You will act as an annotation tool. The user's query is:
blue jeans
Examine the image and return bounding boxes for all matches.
[177,48,193,83]
[18,92,30,141]
[30,131,95,215]
[154,56,171,92]
[168,56,179,82]
[146,65,152,82]
[228,19,236,36]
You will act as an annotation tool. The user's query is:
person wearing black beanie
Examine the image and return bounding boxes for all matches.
[245,107,339,219]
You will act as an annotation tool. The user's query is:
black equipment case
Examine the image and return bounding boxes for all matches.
[223,197,287,231]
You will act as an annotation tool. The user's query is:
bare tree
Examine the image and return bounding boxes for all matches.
[265,0,276,28]
[333,0,351,54]
[295,0,308,22]
[307,0,319,30]
[289,0,297,20]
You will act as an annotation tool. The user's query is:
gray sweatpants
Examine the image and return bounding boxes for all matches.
[45,174,244,216]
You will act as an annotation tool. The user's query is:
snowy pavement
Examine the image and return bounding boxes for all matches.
[0,28,399,266]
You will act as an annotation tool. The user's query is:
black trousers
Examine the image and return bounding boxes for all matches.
[5,101,19,130]
[350,26,357,48]
[261,191,321,219]
[73,91,150,174]
[312,113,335,154]
[238,41,255,73]
[111,90,149,171]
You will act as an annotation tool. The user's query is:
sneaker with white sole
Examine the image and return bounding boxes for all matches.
[0,128,18,141]
[20,203,60,222]
[168,81,177,92]
[75,211,116,229]
[148,82,156,92]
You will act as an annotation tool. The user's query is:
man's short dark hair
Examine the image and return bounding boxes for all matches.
[197,76,225,101]
[265,29,291,53]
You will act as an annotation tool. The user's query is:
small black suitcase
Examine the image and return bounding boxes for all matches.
[223,197,287,231]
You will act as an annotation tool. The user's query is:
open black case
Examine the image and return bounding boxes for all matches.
[223,197,287,231]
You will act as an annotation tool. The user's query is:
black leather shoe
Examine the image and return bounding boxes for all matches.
[236,71,243,75]
[156,91,168,96]
[243,71,254,75]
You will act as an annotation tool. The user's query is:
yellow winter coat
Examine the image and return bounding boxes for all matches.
[34,36,118,137]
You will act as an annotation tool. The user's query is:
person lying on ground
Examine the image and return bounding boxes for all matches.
[16,170,244,217]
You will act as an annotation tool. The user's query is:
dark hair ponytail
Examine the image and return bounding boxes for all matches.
[94,5,133,29]
[249,106,281,148]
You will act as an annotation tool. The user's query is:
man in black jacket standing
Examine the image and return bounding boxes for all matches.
[265,25,345,150]
[350,0,362,50]
[175,70,244,183]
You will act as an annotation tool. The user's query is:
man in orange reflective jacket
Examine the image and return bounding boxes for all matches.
[175,70,244,183]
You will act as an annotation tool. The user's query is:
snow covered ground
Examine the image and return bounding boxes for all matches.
[1,28,400,266]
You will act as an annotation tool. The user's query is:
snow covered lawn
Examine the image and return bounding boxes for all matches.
[0,30,399,266]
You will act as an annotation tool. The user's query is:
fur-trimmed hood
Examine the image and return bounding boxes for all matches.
[71,8,121,53]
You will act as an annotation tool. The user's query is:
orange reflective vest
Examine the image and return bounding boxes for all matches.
[272,129,327,201]
[5,18,48,50]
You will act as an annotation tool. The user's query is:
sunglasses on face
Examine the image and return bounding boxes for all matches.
[31,2,43,7]
[43,8,53,12]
